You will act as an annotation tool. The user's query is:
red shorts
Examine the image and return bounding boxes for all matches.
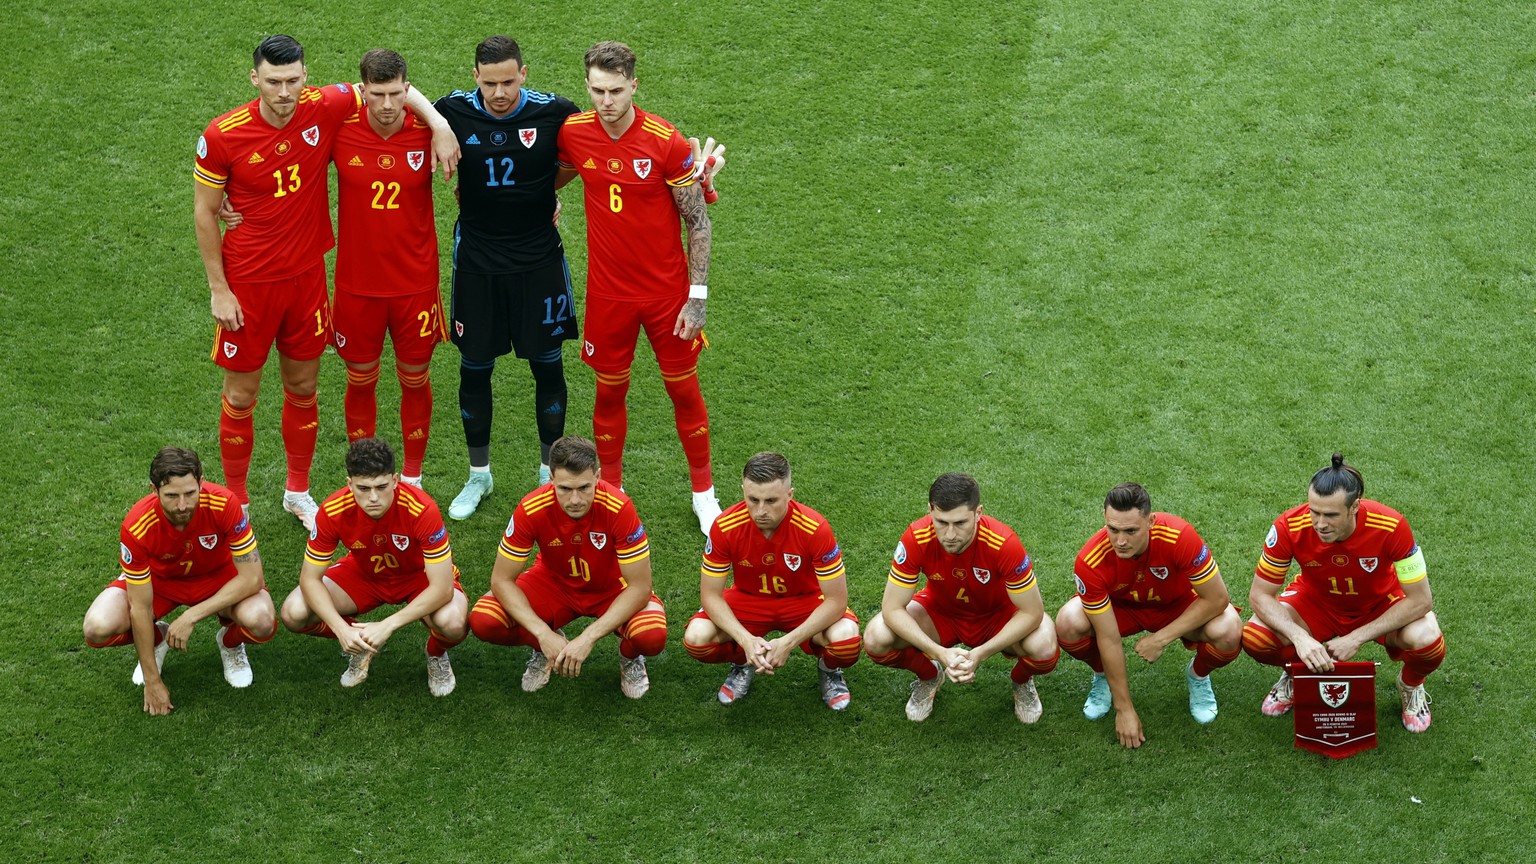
[326,556,463,614]
[212,261,331,372]
[581,295,703,375]
[1280,580,1406,642]
[482,562,662,628]
[333,284,447,366]
[691,586,858,637]
[109,565,254,620]
[914,591,1017,648]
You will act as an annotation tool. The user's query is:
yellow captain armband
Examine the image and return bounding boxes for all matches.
[1395,547,1427,584]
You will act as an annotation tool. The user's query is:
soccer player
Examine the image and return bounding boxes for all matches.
[279,438,468,696]
[332,49,446,486]
[864,473,1060,723]
[682,453,861,710]
[82,448,276,716]
[1055,483,1243,748]
[434,35,582,519]
[556,41,725,534]
[1241,453,1445,733]
[193,34,457,531]
[467,436,666,699]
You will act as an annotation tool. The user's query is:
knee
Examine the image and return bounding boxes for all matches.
[279,589,312,633]
[433,605,470,643]
[682,616,715,648]
[82,613,124,645]
[627,623,668,657]
[1399,613,1442,651]
[861,615,894,654]
[1054,607,1089,642]
[824,617,860,644]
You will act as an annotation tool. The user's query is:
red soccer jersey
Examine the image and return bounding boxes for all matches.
[556,107,696,302]
[118,482,256,586]
[888,514,1037,619]
[1255,499,1420,616]
[701,501,846,598]
[194,83,362,282]
[1073,513,1220,615]
[333,108,438,297]
[499,481,650,596]
[305,482,451,577]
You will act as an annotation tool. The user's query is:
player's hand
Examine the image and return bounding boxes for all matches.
[218,196,244,229]
[336,623,376,657]
[1132,633,1168,664]
[1115,707,1146,749]
[536,629,570,661]
[553,635,594,677]
[165,616,197,652]
[552,197,562,227]
[760,637,795,673]
[211,287,244,330]
[941,647,975,684]
[673,298,706,340]
[1325,634,1365,663]
[1294,634,1334,672]
[355,620,398,652]
[744,636,775,674]
[430,125,460,180]
[143,679,174,716]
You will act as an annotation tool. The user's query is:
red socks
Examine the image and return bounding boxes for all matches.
[868,646,940,680]
[397,366,432,479]
[219,396,256,503]
[344,366,380,442]
[661,366,712,491]
[593,370,632,488]
[281,389,319,493]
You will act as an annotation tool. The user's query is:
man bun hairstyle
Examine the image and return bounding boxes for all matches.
[476,35,522,68]
[1310,451,1365,506]
[254,34,304,69]
[1104,482,1152,516]
[742,452,791,485]
[150,447,203,488]
[929,472,981,512]
[549,436,599,476]
[359,48,407,84]
[584,40,637,79]
[346,438,397,479]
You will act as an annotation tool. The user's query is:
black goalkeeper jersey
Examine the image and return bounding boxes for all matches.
[436,87,580,274]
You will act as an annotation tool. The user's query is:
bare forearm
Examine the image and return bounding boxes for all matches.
[1346,593,1431,645]
[781,596,847,648]
[1251,589,1310,643]
[181,566,261,625]
[971,609,1040,663]
[580,583,650,643]
[675,184,711,284]
[883,606,943,658]
[702,588,757,647]
[1152,596,1225,646]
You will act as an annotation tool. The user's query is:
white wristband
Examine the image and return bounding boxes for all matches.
[688,284,708,300]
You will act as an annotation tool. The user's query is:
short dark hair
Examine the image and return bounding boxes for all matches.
[476,35,522,67]
[1310,452,1364,506]
[742,452,791,485]
[549,436,599,476]
[149,447,203,488]
[1105,482,1152,516]
[929,473,980,511]
[254,35,304,69]
[346,438,396,478]
[359,48,407,84]
[584,40,636,79]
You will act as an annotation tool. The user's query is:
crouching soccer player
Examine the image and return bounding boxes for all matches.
[468,436,666,698]
[280,438,468,696]
[82,447,276,715]
[1055,482,1243,748]
[864,473,1059,723]
[1242,453,1445,732]
[682,452,860,710]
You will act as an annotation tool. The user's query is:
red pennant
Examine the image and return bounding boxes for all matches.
[1288,661,1379,759]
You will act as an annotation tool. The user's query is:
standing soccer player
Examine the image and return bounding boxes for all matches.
[1241,453,1445,732]
[864,473,1060,723]
[435,36,582,519]
[682,452,861,710]
[1054,483,1243,748]
[556,41,724,534]
[82,448,276,715]
[332,49,446,487]
[193,35,456,531]
[468,436,667,699]
[280,439,468,696]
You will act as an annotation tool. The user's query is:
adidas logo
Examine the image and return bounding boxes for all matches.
[465,134,480,145]
[583,158,596,169]
[551,326,564,336]
[549,538,563,546]
[222,436,247,445]
[350,429,367,439]
[350,541,366,549]
[247,152,264,164]
[407,429,425,440]
[689,427,708,437]
[348,155,363,166]
[300,422,319,431]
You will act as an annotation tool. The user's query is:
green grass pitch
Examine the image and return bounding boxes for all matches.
[2,1,1532,861]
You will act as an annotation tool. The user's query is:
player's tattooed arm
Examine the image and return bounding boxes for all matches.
[233,548,261,565]
[673,182,712,286]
